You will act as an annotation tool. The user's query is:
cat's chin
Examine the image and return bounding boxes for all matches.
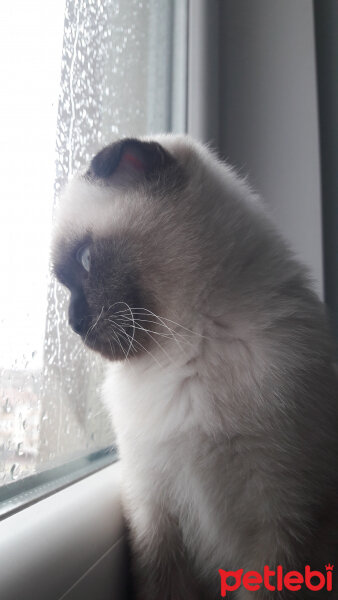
[81,331,138,362]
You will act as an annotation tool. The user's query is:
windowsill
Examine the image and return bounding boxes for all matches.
[0,461,127,600]
[0,446,118,521]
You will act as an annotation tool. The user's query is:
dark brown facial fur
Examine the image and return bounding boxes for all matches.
[86,137,175,181]
[53,234,156,361]
[52,138,185,362]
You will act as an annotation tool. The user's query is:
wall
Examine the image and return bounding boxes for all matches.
[218,0,323,296]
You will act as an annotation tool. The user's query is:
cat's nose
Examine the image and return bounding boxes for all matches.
[68,291,89,335]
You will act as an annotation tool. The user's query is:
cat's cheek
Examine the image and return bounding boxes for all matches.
[68,289,91,336]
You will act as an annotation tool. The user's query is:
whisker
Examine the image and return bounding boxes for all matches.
[83,306,104,346]
[115,312,184,349]
[119,302,136,357]
[112,317,174,339]
[112,320,164,367]
[115,318,192,358]
[114,307,207,339]
[117,315,194,348]
[107,322,129,361]
[114,312,194,352]
[113,318,173,362]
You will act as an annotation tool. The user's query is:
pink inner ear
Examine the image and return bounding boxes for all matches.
[121,151,145,171]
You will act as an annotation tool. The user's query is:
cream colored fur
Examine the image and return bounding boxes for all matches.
[54,135,338,599]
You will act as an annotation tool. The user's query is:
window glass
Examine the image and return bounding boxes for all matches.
[0,0,187,488]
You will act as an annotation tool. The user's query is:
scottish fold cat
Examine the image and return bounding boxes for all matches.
[52,135,338,599]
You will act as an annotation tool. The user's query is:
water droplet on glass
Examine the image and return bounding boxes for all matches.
[10,464,20,480]
[4,398,12,413]
[22,419,28,431]
[17,442,24,456]
[42,412,48,421]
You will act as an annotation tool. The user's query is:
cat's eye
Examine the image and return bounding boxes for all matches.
[76,245,91,272]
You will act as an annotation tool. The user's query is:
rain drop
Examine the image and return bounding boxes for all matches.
[4,398,12,413]
[10,464,20,480]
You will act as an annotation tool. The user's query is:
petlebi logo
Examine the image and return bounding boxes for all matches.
[219,564,334,596]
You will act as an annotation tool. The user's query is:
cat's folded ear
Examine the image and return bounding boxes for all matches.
[86,138,175,184]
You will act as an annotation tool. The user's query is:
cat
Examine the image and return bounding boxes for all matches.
[52,135,338,599]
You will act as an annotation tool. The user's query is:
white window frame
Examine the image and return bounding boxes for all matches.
[0,464,128,600]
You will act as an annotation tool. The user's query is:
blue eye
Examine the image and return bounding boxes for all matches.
[76,245,91,272]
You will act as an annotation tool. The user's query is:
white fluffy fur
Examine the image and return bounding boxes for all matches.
[54,135,338,599]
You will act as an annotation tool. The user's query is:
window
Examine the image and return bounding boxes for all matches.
[0,0,188,502]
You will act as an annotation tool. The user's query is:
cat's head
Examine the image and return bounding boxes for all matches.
[51,135,258,361]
